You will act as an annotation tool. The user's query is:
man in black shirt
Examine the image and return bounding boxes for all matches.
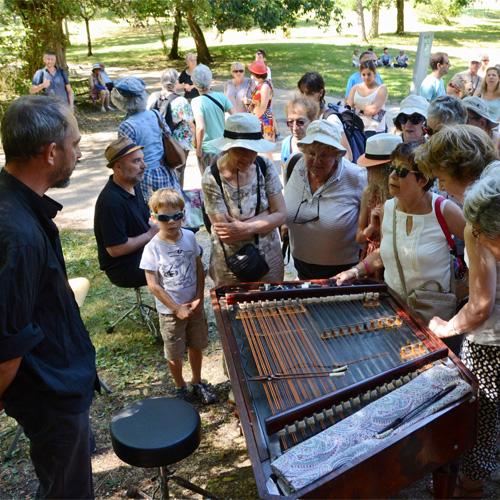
[94,137,159,288]
[0,95,98,498]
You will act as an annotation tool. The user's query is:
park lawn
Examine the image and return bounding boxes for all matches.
[65,13,500,102]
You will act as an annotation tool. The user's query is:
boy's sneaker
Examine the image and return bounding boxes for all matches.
[172,386,188,400]
[192,382,217,405]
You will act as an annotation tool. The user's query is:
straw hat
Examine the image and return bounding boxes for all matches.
[209,114,275,153]
[105,137,144,168]
[297,120,346,153]
[357,133,402,167]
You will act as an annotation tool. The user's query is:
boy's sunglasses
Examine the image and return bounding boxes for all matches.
[386,164,421,178]
[153,211,184,222]
[396,113,424,125]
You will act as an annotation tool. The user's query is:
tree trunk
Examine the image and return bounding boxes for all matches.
[85,18,93,56]
[169,7,182,60]
[396,0,404,34]
[65,18,71,46]
[186,10,213,64]
[369,0,380,38]
[54,17,68,72]
[355,0,368,43]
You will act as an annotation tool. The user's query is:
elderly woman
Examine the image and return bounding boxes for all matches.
[147,69,195,188]
[281,97,318,170]
[463,96,500,152]
[393,95,429,142]
[424,94,467,137]
[414,126,499,499]
[283,120,366,280]
[297,72,353,161]
[202,113,285,285]
[177,53,199,101]
[242,59,275,162]
[89,63,110,111]
[224,62,255,114]
[112,77,181,203]
[335,142,465,313]
[191,64,234,174]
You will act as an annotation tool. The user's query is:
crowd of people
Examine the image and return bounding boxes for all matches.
[2,46,500,499]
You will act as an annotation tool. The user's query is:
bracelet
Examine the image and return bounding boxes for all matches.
[451,316,460,335]
[351,267,360,278]
[361,259,371,276]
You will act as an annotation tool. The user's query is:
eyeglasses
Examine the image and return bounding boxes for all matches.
[448,81,460,90]
[386,164,421,178]
[232,69,244,73]
[423,121,434,137]
[442,60,451,66]
[471,227,483,239]
[285,119,307,128]
[483,59,490,63]
[153,211,184,222]
[396,113,424,125]
[294,195,322,224]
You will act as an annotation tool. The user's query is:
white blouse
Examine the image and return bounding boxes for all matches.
[380,193,451,300]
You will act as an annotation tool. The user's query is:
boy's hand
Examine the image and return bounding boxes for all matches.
[184,298,203,315]
[174,305,193,320]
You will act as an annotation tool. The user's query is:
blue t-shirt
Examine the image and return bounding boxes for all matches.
[32,66,70,104]
[281,135,293,165]
[420,74,446,103]
[345,72,383,99]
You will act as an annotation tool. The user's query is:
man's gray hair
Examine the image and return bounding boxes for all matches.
[192,64,212,91]
[464,161,500,238]
[428,95,467,126]
[111,88,148,113]
[1,95,72,163]
[161,69,179,91]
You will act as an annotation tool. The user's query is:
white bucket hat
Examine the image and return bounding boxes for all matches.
[297,119,346,153]
[357,133,402,167]
[463,96,500,129]
[209,114,276,153]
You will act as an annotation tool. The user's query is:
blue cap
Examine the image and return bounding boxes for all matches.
[114,77,146,97]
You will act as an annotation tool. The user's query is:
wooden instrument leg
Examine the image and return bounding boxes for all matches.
[432,462,459,499]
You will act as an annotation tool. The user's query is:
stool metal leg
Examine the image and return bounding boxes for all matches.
[157,466,223,500]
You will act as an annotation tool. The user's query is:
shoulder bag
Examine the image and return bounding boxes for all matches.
[392,198,457,324]
[152,109,186,169]
[215,156,270,282]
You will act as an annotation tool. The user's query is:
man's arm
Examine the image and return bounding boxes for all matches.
[106,225,159,258]
[29,71,50,94]
[66,84,74,113]
[0,357,22,411]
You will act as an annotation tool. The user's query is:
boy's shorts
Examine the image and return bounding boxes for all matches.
[159,309,209,361]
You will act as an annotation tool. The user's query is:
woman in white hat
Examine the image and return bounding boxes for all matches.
[89,63,110,111]
[283,119,366,280]
[202,113,285,285]
[393,95,429,142]
[356,134,401,278]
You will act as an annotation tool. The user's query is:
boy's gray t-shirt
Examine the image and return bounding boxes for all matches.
[140,228,200,314]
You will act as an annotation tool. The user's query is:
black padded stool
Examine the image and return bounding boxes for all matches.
[110,397,221,499]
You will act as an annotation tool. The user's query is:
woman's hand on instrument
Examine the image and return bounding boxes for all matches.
[213,213,251,244]
[333,269,357,286]
[428,317,454,338]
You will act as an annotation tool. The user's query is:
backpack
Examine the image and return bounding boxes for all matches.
[151,93,180,132]
[323,102,366,163]
[202,156,267,233]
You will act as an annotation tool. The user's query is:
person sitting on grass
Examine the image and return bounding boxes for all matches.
[140,188,216,404]
[394,49,410,69]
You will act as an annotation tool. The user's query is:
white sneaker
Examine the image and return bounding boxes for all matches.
[101,107,106,112]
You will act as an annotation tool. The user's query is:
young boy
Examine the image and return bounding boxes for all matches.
[256,49,272,81]
[140,188,216,404]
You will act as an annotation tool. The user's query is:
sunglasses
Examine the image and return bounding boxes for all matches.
[232,69,244,73]
[423,121,434,137]
[386,164,421,178]
[285,119,307,128]
[153,211,184,222]
[294,195,322,224]
[396,113,424,125]
[471,227,483,239]
[448,81,460,90]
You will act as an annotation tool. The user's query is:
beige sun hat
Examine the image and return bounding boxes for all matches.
[105,137,144,168]
[209,113,276,153]
[297,119,346,153]
[463,96,500,128]
[357,133,403,167]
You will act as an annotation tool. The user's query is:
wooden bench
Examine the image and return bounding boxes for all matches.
[71,79,92,104]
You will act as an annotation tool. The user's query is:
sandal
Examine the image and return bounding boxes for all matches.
[453,476,483,499]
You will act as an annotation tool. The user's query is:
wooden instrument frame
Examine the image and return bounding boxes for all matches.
[211,279,478,499]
